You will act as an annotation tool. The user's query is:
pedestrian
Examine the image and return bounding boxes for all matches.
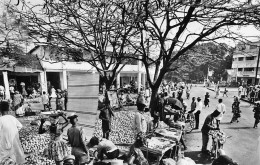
[88,136,120,161]
[177,88,183,101]
[99,96,114,139]
[230,96,241,123]
[56,89,64,110]
[215,98,226,129]
[201,110,220,155]
[238,85,243,97]
[49,86,56,109]
[135,99,148,134]
[13,91,23,111]
[0,101,25,164]
[145,87,150,102]
[186,86,190,100]
[187,97,196,120]
[42,91,49,111]
[63,89,68,111]
[20,82,27,98]
[0,85,5,100]
[250,89,256,106]
[215,86,220,98]
[128,133,149,165]
[204,92,210,107]
[223,88,228,97]
[9,85,15,101]
[193,97,203,129]
[39,113,69,165]
[67,113,90,165]
[253,103,260,128]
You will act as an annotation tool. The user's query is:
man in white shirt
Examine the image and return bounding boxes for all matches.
[238,85,243,97]
[193,97,203,129]
[215,98,226,129]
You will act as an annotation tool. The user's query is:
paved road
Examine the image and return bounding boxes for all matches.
[183,86,260,164]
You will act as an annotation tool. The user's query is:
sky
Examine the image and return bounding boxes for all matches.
[1,0,260,51]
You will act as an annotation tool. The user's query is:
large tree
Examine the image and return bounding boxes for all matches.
[122,0,260,115]
[10,0,260,114]
[10,0,140,89]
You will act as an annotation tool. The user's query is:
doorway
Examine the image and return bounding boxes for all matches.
[46,72,61,90]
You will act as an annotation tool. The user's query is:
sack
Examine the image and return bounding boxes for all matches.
[163,158,176,165]
[16,105,25,116]
[177,157,196,165]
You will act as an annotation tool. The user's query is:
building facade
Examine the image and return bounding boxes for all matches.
[231,41,260,85]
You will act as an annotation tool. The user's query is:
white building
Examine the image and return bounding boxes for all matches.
[231,41,260,85]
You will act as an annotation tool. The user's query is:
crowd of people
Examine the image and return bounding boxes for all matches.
[1,80,245,165]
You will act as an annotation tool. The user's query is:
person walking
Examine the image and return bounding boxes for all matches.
[13,91,23,111]
[250,88,256,106]
[99,96,114,139]
[67,114,90,165]
[63,89,68,111]
[223,88,228,97]
[193,97,203,129]
[49,86,56,109]
[204,92,210,107]
[201,110,220,155]
[215,98,226,129]
[56,89,64,110]
[135,99,148,134]
[238,85,243,98]
[42,91,49,111]
[215,86,220,98]
[230,96,241,123]
[0,101,25,164]
[253,103,260,128]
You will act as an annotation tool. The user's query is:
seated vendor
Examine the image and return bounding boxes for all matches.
[88,137,119,160]
[128,133,149,165]
[164,114,187,150]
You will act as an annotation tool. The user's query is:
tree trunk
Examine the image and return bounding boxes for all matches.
[149,87,159,118]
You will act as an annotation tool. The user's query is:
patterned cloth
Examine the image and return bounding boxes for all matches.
[47,137,69,162]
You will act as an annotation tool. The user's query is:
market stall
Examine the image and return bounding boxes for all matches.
[140,126,183,165]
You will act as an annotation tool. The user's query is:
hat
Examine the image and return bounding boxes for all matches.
[63,155,75,161]
[67,113,78,119]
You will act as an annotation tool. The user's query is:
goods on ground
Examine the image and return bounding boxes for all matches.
[93,111,151,144]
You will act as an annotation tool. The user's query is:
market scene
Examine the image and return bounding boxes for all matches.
[1,0,260,165]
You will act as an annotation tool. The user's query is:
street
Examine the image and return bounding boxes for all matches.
[184,86,260,165]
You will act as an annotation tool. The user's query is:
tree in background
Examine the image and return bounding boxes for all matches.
[11,0,140,89]
[125,0,260,115]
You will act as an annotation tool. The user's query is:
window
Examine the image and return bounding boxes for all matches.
[250,45,257,49]
[238,57,244,61]
[246,56,255,60]
[244,68,254,72]
[238,68,243,71]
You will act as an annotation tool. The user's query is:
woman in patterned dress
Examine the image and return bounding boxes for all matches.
[39,113,69,165]
[230,96,241,123]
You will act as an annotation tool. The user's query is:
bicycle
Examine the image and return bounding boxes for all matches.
[208,130,227,159]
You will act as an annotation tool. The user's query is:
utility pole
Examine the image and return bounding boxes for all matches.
[255,46,260,85]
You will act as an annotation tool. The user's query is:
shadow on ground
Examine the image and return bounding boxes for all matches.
[184,151,212,164]
[225,126,252,130]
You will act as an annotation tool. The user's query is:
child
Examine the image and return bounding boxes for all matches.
[253,103,260,128]
[223,88,228,97]
[42,91,49,111]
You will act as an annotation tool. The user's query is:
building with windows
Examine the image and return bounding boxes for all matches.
[230,40,260,85]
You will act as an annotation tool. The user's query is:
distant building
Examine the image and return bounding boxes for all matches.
[230,40,260,85]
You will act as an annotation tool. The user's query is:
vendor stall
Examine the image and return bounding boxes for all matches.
[140,127,183,165]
